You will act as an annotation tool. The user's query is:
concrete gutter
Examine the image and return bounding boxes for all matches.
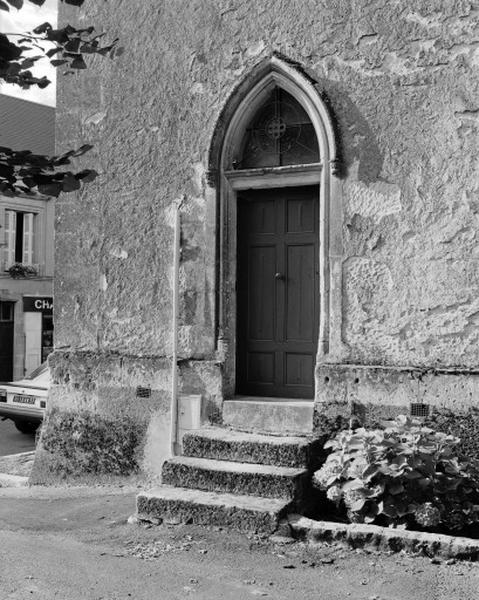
[288,514,479,561]
[0,473,29,487]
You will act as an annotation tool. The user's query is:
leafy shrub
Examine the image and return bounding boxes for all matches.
[41,408,144,476]
[7,263,37,278]
[426,407,479,461]
[313,415,479,533]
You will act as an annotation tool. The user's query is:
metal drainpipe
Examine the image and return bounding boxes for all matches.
[169,197,183,457]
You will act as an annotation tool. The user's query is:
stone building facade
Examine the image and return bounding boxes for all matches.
[35,1,479,481]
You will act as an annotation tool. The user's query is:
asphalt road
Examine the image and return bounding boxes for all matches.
[0,418,36,456]
[0,486,478,600]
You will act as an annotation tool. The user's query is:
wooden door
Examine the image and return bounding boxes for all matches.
[236,186,319,399]
[0,302,14,382]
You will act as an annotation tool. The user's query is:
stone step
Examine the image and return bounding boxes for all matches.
[136,485,291,533]
[222,398,314,435]
[162,455,307,500]
[182,427,315,468]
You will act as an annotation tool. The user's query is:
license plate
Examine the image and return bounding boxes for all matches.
[13,395,36,405]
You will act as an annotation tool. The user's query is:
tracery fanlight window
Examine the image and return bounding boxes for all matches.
[237,87,320,169]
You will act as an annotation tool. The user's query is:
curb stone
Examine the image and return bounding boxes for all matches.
[0,451,35,474]
[0,451,35,486]
[288,514,479,561]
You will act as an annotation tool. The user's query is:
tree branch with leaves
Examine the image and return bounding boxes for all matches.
[0,0,118,197]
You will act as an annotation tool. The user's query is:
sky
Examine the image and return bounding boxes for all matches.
[0,0,58,106]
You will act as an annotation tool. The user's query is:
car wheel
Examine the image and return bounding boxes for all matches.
[14,421,39,434]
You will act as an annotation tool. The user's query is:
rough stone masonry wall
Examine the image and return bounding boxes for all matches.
[310,0,479,424]
[35,0,479,480]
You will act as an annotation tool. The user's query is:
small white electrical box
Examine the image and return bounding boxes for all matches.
[178,394,202,431]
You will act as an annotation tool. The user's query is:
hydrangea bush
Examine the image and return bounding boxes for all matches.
[313,415,479,533]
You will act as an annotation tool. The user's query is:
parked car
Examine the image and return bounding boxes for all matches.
[0,363,50,434]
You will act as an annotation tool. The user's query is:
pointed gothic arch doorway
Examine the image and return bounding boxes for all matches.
[209,56,338,401]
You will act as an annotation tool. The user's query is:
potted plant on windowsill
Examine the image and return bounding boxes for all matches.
[7,263,38,279]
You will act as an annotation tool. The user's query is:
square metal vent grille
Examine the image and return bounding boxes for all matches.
[136,386,151,398]
[410,403,430,418]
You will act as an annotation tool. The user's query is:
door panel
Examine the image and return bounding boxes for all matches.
[286,244,315,342]
[286,196,315,233]
[247,352,275,384]
[237,186,319,399]
[248,245,276,341]
[248,200,277,234]
[285,353,314,387]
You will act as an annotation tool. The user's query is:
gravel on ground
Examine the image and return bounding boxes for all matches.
[0,484,478,599]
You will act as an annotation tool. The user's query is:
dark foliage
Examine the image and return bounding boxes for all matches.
[41,408,145,476]
[426,407,479,463]
[314,410,361,440]
[0,143,97,197]
[7,262,37,277]
[0,0,118,196]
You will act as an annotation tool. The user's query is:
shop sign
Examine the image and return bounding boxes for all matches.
[23,296,53,314]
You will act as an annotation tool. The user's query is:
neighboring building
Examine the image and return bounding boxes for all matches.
[0,95,55,381]
[36,1,479,492]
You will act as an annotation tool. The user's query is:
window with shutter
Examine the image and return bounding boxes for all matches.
[4,210,16,268]
[22,212,34,265]
[3,210,36,269]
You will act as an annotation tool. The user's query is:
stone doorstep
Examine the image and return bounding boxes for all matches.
[222,399,314,436]
[182,427,314,468]
[289,514,479,561]
[136,485,292,534]
[162,455,308,500]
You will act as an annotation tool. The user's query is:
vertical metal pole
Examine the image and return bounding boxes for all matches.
[170,199,181,456]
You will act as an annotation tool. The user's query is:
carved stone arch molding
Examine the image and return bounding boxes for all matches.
[207,54,344,400]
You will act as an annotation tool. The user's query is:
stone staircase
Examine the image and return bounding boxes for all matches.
[136,425,321,534]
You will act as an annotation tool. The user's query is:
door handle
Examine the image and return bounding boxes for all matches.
[274,272,285,280]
